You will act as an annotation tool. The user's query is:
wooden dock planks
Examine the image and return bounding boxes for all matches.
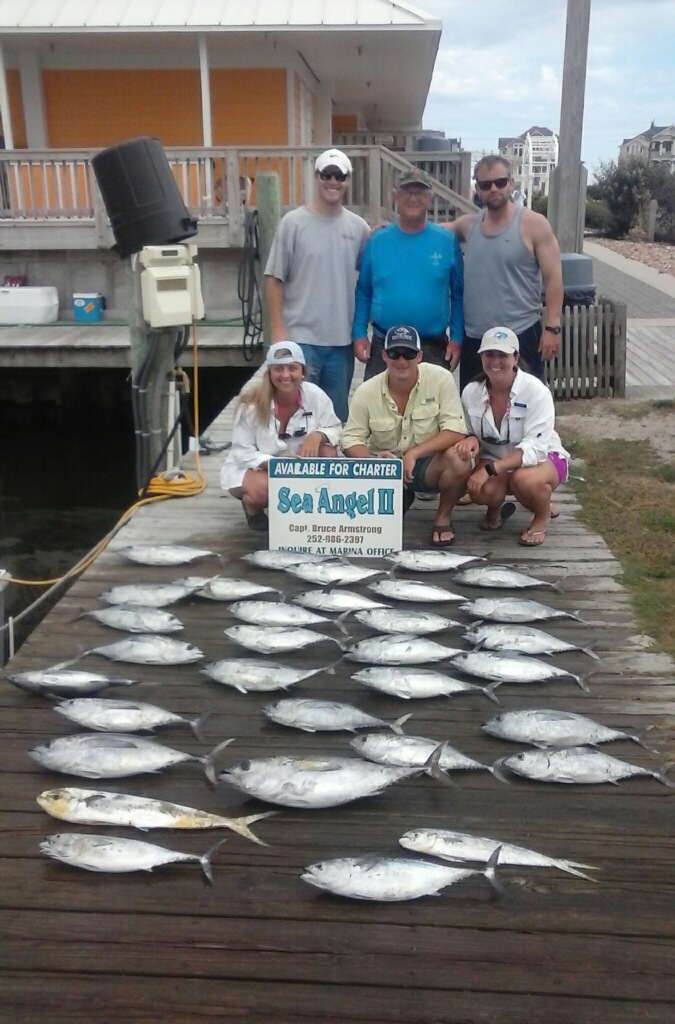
[1,411,675,1023]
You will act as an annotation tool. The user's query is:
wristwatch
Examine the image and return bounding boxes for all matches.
[544,324,561,335]
[485,460,498,477]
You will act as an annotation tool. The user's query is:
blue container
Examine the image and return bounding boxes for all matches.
[73,293,103,322]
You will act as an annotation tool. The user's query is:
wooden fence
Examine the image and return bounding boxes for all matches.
[545,299,627,399]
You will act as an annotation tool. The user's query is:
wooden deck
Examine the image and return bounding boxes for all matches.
[0,323,264,370]
[2,394,675,1023]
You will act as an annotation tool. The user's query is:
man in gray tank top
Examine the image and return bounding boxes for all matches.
[443,155,563,392]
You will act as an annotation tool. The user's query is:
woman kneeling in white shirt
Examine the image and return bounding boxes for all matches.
[220,342,341,532]
[455,326,569,547]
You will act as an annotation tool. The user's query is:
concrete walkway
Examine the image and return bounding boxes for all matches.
[583,240,675,399]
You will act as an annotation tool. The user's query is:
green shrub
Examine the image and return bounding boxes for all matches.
[585,196,612,232]
[532,195,548,215]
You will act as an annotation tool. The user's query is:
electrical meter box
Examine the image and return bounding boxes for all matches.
[139,244,204,327]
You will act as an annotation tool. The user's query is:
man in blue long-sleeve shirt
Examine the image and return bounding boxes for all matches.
[352,168,464,381]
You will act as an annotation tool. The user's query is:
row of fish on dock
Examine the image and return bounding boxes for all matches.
[5,540,671,901]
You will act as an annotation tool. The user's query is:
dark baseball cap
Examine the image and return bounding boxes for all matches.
[384,325,422,352]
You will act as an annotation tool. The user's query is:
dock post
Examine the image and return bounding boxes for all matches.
[0,569,10,667]
[255,173,281,347]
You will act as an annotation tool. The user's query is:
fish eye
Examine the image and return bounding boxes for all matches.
[239,759,251,772]
[515,753,525,761]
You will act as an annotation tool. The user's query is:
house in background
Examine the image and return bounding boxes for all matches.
[498,126,559,202]
[0,0,473,318]
[619,123,675,172]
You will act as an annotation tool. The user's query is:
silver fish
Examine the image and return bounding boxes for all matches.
[347,608,461,635]
[29,733,201,778]
[196,576,279,601]
[84,635,203,665]
[367,579,464,603]
[37,788,275,844]
[262,698,412,734]
[386,550,485,572]
[229,600,330,628]
[451,651,588,691]
[453,566,558,590]
[40,832,226,883]
[285,562,383,586]
[208,746,435,808]
[6,667,136,697]
[301,848,503,901]
[293,589,389,613]
[116,544,214,566]
[81,605,184,634]
[352,667,499,703]
[460,597,584,624]
[344,634,463,665]
[351,733,496,776]
[242,550,332,569]
[100,581,202,607]
[53,698,208,738]
[399,828,597,881]
[201,658,331,693]
[224,625,339,655]
[483,708,647,749]
[494,747,675,787]
[464,623,599,659]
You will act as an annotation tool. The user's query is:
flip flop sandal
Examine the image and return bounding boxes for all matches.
[479,501,516,532]
[430,523,455,547]
[518,530,547,547]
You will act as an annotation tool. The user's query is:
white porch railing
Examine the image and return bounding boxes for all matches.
[0,145,474,249]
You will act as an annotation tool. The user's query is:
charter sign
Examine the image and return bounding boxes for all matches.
[268,457,403,556]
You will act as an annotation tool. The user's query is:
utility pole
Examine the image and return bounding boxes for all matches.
[550,0,591,253]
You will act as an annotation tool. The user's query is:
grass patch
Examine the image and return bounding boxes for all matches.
[555,398,675,419]
[558,432,675,657]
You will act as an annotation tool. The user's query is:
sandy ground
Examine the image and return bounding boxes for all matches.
[556,239,675,459]
[593,237,675,277]
[556,398,675,466]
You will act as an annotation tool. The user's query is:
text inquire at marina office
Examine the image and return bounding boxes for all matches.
[268,457,403,556]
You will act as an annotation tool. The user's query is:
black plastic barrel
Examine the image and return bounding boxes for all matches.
[92,137,197,258]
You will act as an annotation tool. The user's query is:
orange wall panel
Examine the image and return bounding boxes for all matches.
[210,69,287,146]
[43,70,202,148]
[332,114,358,133]
[4,70,27,148]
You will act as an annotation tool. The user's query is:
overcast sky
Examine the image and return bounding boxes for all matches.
[419,0,675,178]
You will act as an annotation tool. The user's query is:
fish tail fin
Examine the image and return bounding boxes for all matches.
[658,762,675,788]
[315,658,342,677]
[392,712,413,735]
[190,710,212,741]
[483,682,502,705]
[490,758,511,785]
[200,837,228,883]
[484,846,507,898]
[229,811,278,846]
[582,642,601,661]
[203,737,236,786]
[424,743,459,787]
[336,611,353,636]
[559,862,598,882]
[574,672,591,693]
[488,764,511,784]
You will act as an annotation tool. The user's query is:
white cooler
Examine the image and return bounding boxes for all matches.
[0,286,59,324]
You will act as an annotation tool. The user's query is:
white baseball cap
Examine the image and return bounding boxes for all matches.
[315,149,352,175]
[266,341,306,367]
[477,326,520,355]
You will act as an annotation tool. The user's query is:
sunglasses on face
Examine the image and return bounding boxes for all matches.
[476,177,510,192]
[319,170,348,182]
[386,348,418,361]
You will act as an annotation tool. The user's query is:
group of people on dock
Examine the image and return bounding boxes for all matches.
[220,148,569,549]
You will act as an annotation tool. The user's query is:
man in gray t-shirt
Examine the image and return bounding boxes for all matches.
[265,148,370,422]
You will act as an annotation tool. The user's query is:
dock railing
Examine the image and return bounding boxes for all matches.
[545,298,627,399]
[0,145,474,249]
